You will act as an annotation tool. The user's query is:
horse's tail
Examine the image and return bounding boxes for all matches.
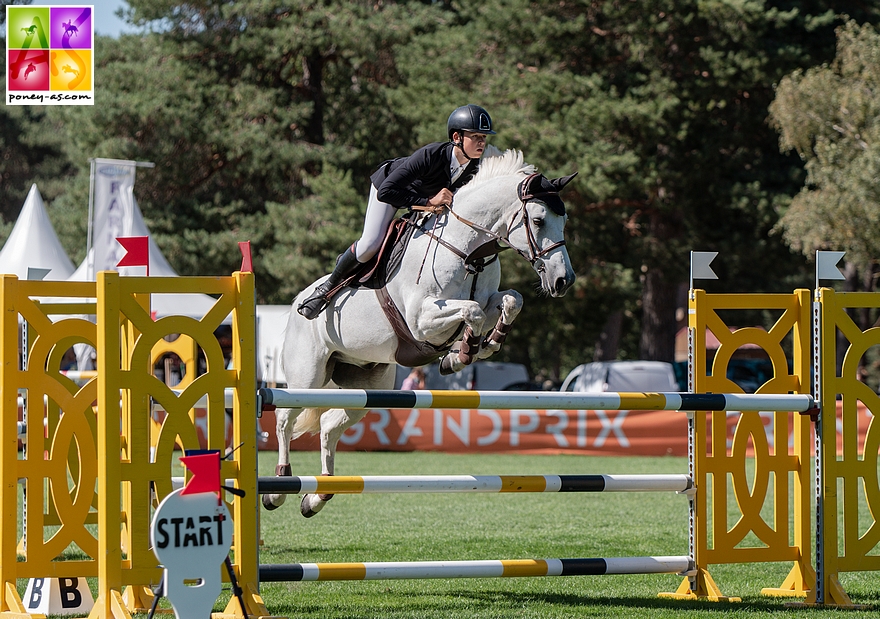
[291,407,327,439]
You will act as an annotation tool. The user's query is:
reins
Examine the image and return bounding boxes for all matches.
[385,169,569,359]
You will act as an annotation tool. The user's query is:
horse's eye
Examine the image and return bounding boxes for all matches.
[532,217,544,228]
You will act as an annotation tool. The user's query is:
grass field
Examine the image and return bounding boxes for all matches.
[234,451,879,619]
[19,450,876,617]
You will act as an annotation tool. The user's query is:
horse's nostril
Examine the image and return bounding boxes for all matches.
[555,274,575,295]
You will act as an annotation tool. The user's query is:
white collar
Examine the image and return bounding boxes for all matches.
[450,153,467,181]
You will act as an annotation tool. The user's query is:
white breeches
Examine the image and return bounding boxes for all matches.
[354,185,396,262]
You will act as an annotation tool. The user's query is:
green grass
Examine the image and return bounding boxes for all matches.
[245,451,878,619]
[20,451,878,618]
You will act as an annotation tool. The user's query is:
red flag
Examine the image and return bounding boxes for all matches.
[180,452,221,496]
[116,236,150,276]
[238,241,253,273]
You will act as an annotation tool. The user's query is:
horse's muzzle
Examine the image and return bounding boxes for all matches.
[552,272,576,297]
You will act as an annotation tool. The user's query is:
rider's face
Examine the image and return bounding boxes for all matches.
[456,131,487,159]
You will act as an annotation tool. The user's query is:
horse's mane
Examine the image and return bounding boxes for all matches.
[469,146,536,185]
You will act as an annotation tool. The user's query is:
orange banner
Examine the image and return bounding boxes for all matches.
[255,401,869,457]
[259,408,689,456]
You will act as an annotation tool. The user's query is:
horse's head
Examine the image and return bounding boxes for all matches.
[507,172,577,297]
[450,149,576,296]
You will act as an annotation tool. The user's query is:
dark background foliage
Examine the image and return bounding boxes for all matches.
[3,0,879,380]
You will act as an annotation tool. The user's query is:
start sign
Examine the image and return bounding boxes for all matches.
[150,488,233,619]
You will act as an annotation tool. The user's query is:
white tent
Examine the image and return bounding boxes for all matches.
[0,184,76,280]
[2,181,257,369]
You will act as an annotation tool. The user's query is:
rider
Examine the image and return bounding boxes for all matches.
[297,104,496,319]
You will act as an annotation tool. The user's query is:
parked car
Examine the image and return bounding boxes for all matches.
[501,380,552,391]
[395,361,530,391]
[560,360,680,393]
[672,358,776,393]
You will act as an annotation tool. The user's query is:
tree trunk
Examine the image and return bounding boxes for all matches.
[594,310,622,361]
[303,52,325,145]
[640,267,678,362]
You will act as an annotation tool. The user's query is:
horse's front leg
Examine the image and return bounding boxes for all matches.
[476,289,524,360]
[411,299,487,375]
[300,407,368,518]
[262,407,299,511]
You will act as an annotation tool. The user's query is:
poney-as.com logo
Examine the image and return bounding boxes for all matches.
[6,5,94,106]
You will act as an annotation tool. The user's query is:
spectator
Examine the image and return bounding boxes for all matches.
[401,367,426,390]
[60,347,77,371]
[163,352,186,387]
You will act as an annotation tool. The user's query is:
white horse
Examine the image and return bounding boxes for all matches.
[264,148,577,516]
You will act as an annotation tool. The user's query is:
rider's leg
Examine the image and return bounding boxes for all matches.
[297,187,396,320]
[354,186,396,262]
[297,245,361,319]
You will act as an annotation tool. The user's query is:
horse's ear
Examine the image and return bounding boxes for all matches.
[550,172,578,193]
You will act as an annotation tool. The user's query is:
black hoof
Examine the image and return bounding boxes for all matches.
[262,495,281,511]
[301,495,315,518]
[439,354,456,375]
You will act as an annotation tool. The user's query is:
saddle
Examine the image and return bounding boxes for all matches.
[340,213,417,291]
[337,213,458,367]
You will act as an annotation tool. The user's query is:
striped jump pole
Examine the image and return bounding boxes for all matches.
[258,388,816,413]
[154,388,817,413]
[259,556,693,582]
[257,474,693,495]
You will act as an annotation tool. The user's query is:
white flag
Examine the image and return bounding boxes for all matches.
[691,251,718,280]
[91,158,137,274]
[816,251,846,281]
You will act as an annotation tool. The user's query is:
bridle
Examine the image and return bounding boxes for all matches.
[397,171,568,351]
[444,172,565,273]
[384,170,571,357]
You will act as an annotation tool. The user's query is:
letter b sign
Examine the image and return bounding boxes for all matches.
[23,577,94,615]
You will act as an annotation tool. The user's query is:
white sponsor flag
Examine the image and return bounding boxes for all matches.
[90,158,137,276]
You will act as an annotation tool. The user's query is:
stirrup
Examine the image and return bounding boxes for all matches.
[297,284,333,320]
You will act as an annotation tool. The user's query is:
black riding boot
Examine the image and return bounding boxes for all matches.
[297,247,363,320]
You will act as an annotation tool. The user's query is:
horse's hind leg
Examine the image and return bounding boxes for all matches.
[262,407,300,510]
[300,407,368,518]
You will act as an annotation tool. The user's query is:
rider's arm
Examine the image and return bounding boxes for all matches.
[376,143,448,209]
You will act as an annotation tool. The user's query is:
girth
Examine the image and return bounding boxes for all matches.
[376,286,461,368]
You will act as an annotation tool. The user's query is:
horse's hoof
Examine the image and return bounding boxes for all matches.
[301,497,319,518]
[262,494,282,511]
[300,494,328,518]
[439,355,456,375]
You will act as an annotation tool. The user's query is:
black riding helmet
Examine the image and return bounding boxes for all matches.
[447,104,496,140]
[447,104,495,161]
